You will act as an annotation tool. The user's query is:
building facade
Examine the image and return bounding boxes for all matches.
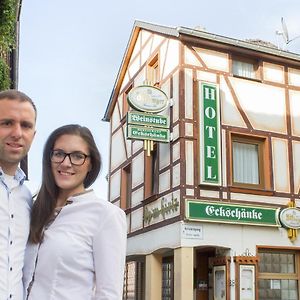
[104,21,300,300]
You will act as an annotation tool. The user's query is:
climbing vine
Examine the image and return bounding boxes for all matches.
[0,0,18,89]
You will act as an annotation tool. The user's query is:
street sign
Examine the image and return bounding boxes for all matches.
[127,125,170,143]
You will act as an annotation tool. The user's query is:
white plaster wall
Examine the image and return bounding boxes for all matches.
[196,70,217,83]
[127,220,300,256]
[289,90,300,136]
[159,143,170,170]
[292,141,300,194]
[230,77,286,134]
[131,187,144,207]
[109,169,121,201]
[194,47,229,72]
[124,124,131,158]
[111,99,121,132]
[272,138,290,193]
[288,68,300,86]
[141,39,152,66]
[173,141,180,162]
[219,76,247,128]
[186,189,194,196]
[199,190,220,198]
[172,71,179,123]
[185,123,193,137]
[162,40,180,79]
[161,79,170,99]
[131,32,141,59]
[120,71,130,92]
[184,46,202,66]
[128,56,140,79]
[127,222,181,255]
[173,163,180,188]
[141,30,151,44]
[134,68,146,87]
[185,141,194,185]
[263,62,285,84]
[151,35,165,53]
[185,68,194,119]
[172,124,179,141]
[132,140,143,154]
[221,129,227,187]
[131,208,144,232]
[230,193,290,206]
[111,129,127,171]
[159,170,171,194]
[131,152,144,188]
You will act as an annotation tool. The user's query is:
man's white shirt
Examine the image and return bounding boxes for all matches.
[0,168,32,300]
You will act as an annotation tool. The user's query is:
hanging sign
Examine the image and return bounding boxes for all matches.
[279,207,300,230]
[199,82,221,185]
[127,85,169,113]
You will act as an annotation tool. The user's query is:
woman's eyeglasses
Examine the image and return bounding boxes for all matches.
[50,150,90,166]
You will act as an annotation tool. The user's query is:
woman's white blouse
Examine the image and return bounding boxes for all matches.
[23,191,127,300]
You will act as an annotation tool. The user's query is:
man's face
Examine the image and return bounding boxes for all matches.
[0,99,36,175]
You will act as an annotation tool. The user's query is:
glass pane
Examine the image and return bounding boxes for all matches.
[233,60,255,78]
[259,252,295,274]
[258,279,298,300]
[162,262,173,300]
[233,142,259,184]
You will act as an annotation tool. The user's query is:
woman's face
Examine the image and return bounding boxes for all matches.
[51,134,92,198]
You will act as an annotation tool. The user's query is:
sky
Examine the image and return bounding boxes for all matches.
[19,0,300,199]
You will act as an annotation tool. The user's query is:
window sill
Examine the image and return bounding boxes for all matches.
[229,186,273,196]
[232,74,262,83]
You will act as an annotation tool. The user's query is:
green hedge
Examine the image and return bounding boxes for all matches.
[0,57,10,90]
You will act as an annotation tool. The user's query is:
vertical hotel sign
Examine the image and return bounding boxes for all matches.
[199,82,221,185]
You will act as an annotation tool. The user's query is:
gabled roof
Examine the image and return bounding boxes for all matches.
[103,20,300,121]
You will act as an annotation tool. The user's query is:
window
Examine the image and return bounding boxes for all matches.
[232,57,260,80]
[121,164,131,209]
[162,257,174,300]
[123,261,144,300]
[147,54,159,86]
[230,134,270,190]
[258,249,300,300]
[144,144,158,198]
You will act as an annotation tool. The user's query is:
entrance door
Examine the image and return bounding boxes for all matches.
[195,250,215,300]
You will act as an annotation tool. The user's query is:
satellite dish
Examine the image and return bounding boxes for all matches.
[276,17,300,47]
[281,17,289,44]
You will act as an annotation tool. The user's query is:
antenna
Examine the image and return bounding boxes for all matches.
[276,17,300,49]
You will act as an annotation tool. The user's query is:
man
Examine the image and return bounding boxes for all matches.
[0,90,36,300]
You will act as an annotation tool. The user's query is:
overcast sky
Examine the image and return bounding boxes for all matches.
[19,0,300,199]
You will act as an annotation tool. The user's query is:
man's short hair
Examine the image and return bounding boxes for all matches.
[0,90,37,118]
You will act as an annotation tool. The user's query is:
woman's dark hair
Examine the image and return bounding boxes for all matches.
[29,124,101,243]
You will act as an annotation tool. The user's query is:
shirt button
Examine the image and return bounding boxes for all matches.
[11,214,14,218]
[10,241,13,245]
[9,294,12,298]
[10,267,12,271]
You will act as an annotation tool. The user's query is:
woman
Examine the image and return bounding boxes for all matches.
[23,124,127,300]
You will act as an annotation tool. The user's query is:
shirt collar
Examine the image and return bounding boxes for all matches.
[0,167,26,185]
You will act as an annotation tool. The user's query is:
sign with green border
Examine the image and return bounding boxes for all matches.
[127,125,170,143]
[127,111,169,128]
[199,82,221,185]
[186,200,280,227]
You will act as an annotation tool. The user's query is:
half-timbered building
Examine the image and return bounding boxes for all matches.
[103,20,300,300]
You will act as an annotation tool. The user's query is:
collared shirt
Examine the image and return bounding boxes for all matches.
[0,167,32,300]
[23,190,127,300]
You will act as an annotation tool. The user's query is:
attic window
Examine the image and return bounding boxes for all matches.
[232,57,260,80]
